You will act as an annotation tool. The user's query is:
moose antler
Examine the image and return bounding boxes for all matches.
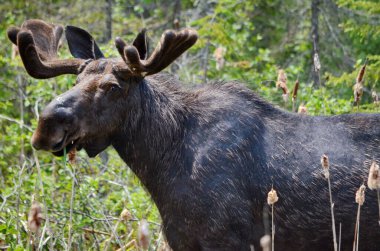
[7,19,85,79]
[115,28,198,76]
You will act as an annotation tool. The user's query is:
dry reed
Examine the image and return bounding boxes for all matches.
[321,154,337,251]
[276,69,289,103]
[267,188,278,251]
[353,60,367,109]
[260,234,271,251]
[292,79,299,112]
[28,201,43,233]
[353,184,366,251]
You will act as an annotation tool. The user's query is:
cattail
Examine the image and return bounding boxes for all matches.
[292,79,299,101]
[267,188,278,251]
[353,184,366,251]
[276,69,287,89]
[213,47,226,71]
[260,234,271,251]
[367,161,380,226]
[120,208,132,222]
[314,53,321,72]
[298,104,307,114]
[368,161,380,190]
[356,61,367,85]
[267,188,279,205]
[355,184,366,206]
[276,69,289,103]
[321,154,329,179]
[292,79,300,112]
[28,201,43,233]
[354,61,367,106]
[321,154,337,251]
[138,219,150,250]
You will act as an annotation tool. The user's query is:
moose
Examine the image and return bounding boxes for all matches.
[8,19,380,250]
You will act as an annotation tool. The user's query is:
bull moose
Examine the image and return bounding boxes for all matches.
[8,19,380,250]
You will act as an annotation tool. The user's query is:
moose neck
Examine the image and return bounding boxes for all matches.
[112,74,188,204]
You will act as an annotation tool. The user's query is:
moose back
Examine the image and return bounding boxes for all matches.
[8,19,380,250]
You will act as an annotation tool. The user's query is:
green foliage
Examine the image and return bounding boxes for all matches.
[0,0,379,249]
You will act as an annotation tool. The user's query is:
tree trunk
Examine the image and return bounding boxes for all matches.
[172,0,181,29]
[105,0,112,42]
[311,0,321,86]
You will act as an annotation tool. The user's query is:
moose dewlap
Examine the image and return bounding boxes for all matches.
[8,19,380,250]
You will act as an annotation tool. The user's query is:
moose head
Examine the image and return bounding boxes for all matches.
[8,19,197,157]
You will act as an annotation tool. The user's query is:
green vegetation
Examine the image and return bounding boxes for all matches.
[0,0,379,250]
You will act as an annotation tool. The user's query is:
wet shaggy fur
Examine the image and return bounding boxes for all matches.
[108,74,380,251]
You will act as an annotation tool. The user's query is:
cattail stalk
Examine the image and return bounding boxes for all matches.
[378,190,380,226]
[66,148,76,251]
[104,209,131,251]
[104,221,121,251]
[267,188,279,251]
[353,184,366,251]
[321,154,337,251]
[32,149,52,249]
[115,240,137,251]
[338,223,342,251]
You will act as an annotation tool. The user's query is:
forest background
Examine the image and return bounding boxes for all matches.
[0,0,379,250]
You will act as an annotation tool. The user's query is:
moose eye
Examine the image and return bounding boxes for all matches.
[110,85,117,91]
[100,82,121,93]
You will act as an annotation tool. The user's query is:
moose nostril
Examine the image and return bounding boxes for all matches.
[31,133,42,150]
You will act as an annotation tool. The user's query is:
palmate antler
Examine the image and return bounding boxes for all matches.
[115,28,198,76]
[7,19,86,79]
[8,19,198,79]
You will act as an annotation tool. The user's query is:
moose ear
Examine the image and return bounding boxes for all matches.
[65,25,104,60]
[132,29,148,60]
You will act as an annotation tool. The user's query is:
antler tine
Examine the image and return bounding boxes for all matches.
[150,29,198,73]
[7,19,84,79]
[115,37,128,62]
[116,28,198,76]
[115,37,146,75]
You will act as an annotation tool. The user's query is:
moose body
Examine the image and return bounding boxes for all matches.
[113,76,380,251]
[8,20,380,250]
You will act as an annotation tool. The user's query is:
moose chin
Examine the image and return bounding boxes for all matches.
[8,19,380,251]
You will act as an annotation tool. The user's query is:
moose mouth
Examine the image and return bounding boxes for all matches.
[51,132,82,156]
